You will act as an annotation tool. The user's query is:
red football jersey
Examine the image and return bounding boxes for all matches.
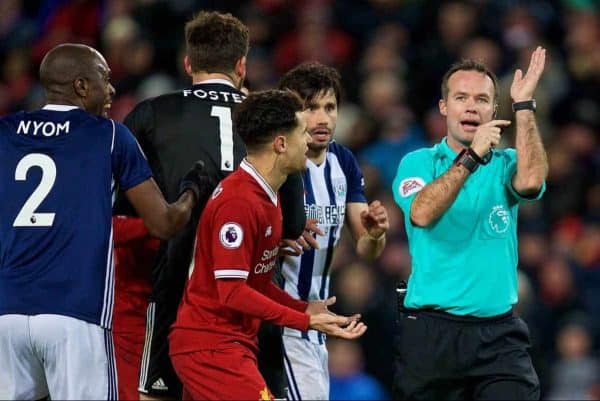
[170,160,308,356]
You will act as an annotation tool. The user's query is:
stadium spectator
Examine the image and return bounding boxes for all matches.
[0,43,203,400]
[329,338,389,400]
[169,89,367,400]
[391,47,548,399]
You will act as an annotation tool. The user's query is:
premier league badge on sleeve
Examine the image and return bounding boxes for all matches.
[219,222,243,249]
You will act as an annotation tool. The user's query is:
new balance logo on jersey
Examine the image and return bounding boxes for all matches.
[212,184,223,199]
[265,226,272,237]
[151,378,168,391]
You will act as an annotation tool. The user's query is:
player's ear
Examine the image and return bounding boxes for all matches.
[184,56,193,77]
[273,134,286,154]
[73,77,88,98]
[235,56,246,81]
[439,98,447,117]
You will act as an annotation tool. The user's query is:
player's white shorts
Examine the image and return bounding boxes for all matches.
[282,334,329,400]
[0,314,118,400]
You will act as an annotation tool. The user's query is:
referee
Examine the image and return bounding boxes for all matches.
[391,47,548,399]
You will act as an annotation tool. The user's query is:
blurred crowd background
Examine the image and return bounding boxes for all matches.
[1,0,599,399]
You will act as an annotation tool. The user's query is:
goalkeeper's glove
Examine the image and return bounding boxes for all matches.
[179,160,214,205]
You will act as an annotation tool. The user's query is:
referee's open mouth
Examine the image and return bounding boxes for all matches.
[460,119,479,133]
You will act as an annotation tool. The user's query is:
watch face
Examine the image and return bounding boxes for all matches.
[456,153,477,172]
[462,156,478,172]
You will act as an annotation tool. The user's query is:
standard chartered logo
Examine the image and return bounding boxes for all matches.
[254,246,279,274]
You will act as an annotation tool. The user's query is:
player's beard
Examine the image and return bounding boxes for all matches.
[308,141,328,153]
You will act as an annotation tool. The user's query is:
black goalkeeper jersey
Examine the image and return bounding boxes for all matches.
[113,80,305,299]
[123,82,247,202]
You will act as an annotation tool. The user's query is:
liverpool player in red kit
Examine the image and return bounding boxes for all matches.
[111,216,158,401]
[169,90,366,400]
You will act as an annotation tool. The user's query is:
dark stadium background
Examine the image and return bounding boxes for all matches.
[1,0,598,399]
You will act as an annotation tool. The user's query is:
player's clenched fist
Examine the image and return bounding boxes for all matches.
[471,119,511,158]
[360,200,389,239]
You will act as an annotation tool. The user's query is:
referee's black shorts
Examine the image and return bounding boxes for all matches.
[393,308,540,400]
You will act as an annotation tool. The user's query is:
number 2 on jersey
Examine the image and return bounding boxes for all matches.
[13,153,56,227]
[210,106,234,172]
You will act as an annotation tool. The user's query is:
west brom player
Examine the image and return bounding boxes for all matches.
[0,43,204,400]
[277,62,390,400]
[111,11,308,399]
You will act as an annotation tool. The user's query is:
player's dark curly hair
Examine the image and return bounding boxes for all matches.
[234,90,303,152]
[441,59,499,102]
[185,11,249,74]
[277,62,342,104]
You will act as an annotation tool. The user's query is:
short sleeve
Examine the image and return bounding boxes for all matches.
[113,100,155,215]
[211,199,257,280]
[345,153,367,203]
[333,143,367,203]
[111,121,152,191]
[503,149,546,202]
[391,150,434,217]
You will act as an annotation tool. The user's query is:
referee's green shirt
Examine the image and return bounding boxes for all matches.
[392,138,545,317]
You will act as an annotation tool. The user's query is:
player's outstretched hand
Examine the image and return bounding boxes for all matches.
[309,313,367,340]
[305,296,361,321]
[301,218,324,249]
[179,160,214,206]
[279,218,324,256]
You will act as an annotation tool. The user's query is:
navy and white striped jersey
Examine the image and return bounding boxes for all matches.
[0,105,152,328]
[281,141,366,343]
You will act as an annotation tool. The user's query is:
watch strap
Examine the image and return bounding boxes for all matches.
[512,99,536,112]
[454,148,479,173]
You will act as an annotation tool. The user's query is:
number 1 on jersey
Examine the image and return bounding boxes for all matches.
[211,106,234,172]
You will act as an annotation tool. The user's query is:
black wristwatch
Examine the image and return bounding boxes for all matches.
[512,99,536,113]
[454,148,482,173]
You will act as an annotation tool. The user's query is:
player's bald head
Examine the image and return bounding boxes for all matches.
[39,43,105,91]
[39,43,114,116]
